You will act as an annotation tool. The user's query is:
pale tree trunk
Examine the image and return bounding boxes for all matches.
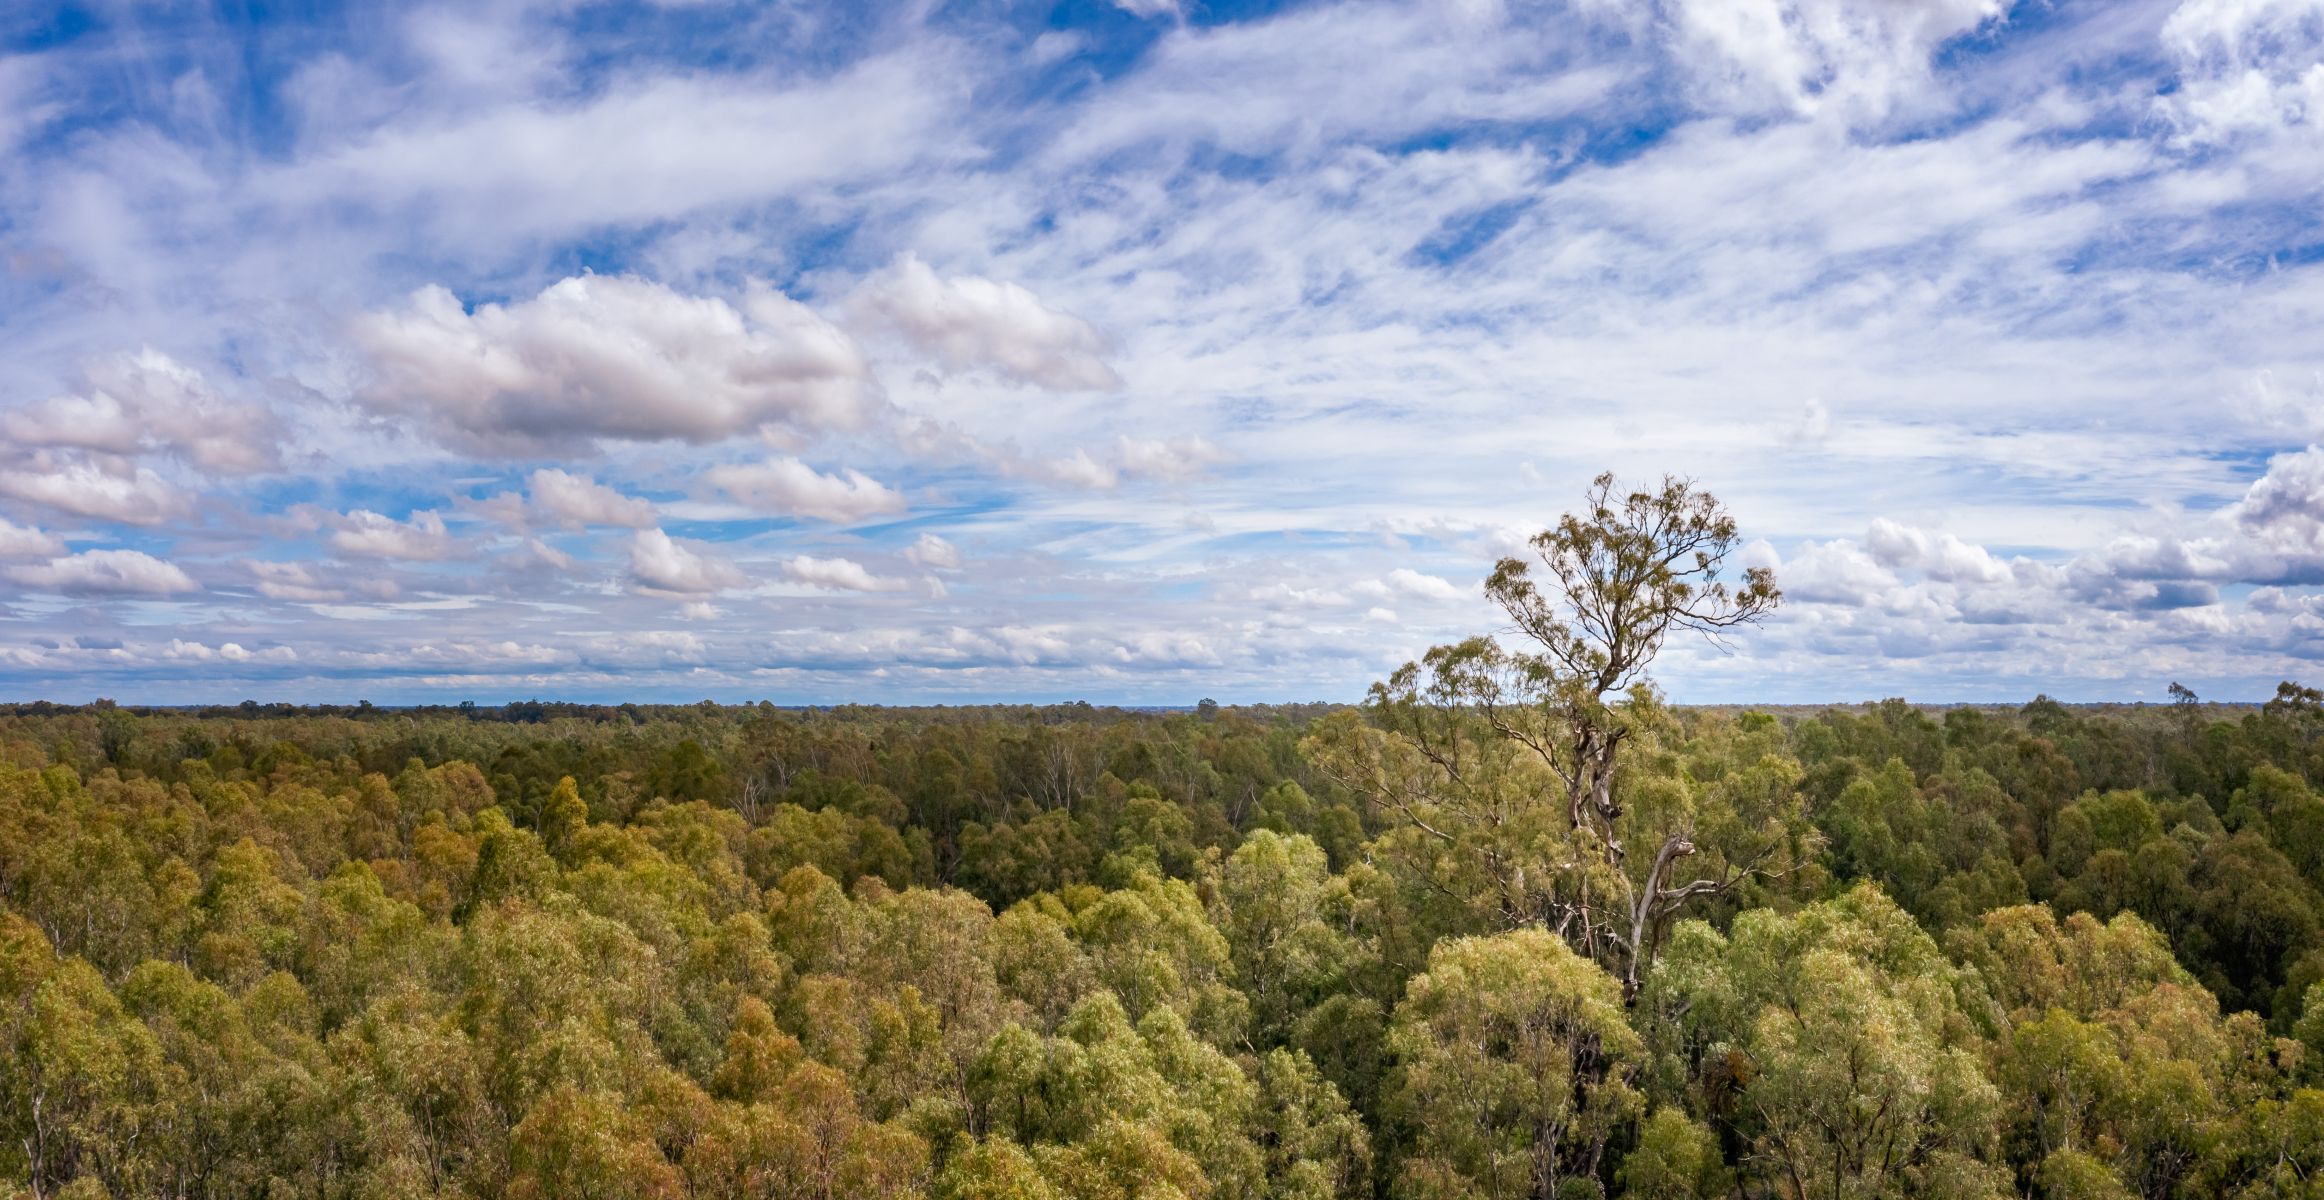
[1623,835,1697,999]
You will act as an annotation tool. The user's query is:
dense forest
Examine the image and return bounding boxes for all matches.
[9,479,2324,1200]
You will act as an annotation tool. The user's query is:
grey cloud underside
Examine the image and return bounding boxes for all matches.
[1,0,2322,702]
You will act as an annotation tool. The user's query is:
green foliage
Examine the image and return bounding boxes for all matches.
[0,688,2321,1198]
[1644,885,2007,1200]
[1387,929,1642,1199]
[1619,1107,1726,1200]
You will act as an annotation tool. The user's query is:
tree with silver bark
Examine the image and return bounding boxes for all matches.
[1312,472,1804,999]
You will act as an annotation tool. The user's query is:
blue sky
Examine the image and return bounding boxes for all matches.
[1,0,2322,705]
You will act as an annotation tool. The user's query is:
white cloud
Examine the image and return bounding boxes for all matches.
[580,629,708,663]
[2059,445,2324,595]
[1039,2,1620,163]
[0,457,194,526]
[1113,630,1222,666]
[2237,442,2324,531]
[1116,435,1228,482]
[165,639,295,663]
[331,509,454,560]
[515,537,574,571]
[11,549,199,596]
[352,275,873,455]
[1039,449,1121,490]
[2,350,279,475]
[627,528,746,595]
[1384,567,1464,602]
[1779,539,1899,606]
[1252,582,1351,608]
[1863,518,2014,584]
[1666,0,2013,122]
[2159,0,2324,143]
[783,554,907,592]
[1792,397,1832,443]
[249,560,345,602]
[0,517,64,559]
[269,50,960,246]
[527,468,658,528]
[704,456,907,522]
[851,254,1121,390]
[903,532,962,569]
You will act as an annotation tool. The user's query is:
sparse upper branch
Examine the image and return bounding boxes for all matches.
[1485,472,1781,705]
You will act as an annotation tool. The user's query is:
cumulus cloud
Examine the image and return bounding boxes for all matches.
[1778,539,1900,605]
[0,517,64,559]
[164,639,296,663]
[2220,444,2324,583]
[527,468,658,528]
[2237,442,2324,531]
[850,254,1121,390]
[1864,518,2014,584]
[331,509,455,560]
[10,549,199,596]
[0,457,194,525]
[783,554,907,592]
[352,275,874,455]
[705,457,907,522]
[2063,445,2324,597]
[628,528,746,595]
[2159,0,2324,143]
[903,533,962,569]
[2,350,280,474]
[1380,568,1465,602]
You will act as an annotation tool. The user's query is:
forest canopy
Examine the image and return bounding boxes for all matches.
[8,689,2324,1200]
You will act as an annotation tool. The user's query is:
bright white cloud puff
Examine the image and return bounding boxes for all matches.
[849,254,1122,391]
[3,350,279,474]
[627,528,747,596]
[526,469,659,529]
[0,457,194,526]
[705,457,908,522]
[353,275,874,454]
[330,509,455,561]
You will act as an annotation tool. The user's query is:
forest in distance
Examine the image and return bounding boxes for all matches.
[10,477,2324,1200]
